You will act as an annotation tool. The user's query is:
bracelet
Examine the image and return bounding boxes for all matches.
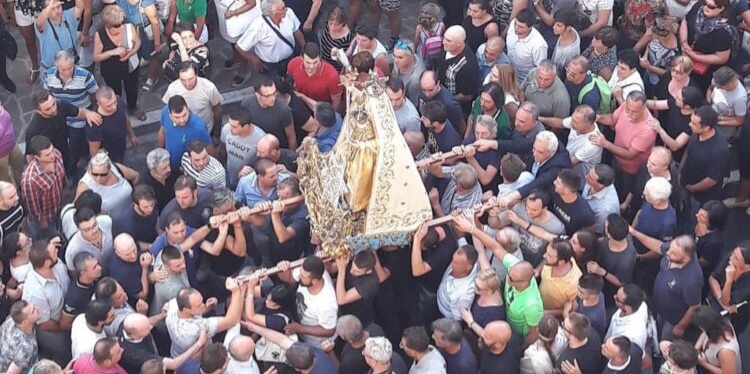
[469,321,475,328]
[603,270,608,277]
[526,222,532,231]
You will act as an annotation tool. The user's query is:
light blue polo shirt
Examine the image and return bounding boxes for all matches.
[35,11,80,70]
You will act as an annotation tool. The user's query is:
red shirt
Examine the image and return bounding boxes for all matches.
[612,104,657,174]
[20,149,66,222]
[72,354,127,374]
[287,56,343,103]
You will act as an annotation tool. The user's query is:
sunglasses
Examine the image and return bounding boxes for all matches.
[704,2,720,9]
[91,171,110,178]
[394,39,414,54]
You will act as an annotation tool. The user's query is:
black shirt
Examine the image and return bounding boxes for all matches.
[601,344,643,374]
[680,133,729,203]
[418,225,457,292]
[597,239,637,306]
[0,202,24,244]
[551,193,596,234]
[443,337,479,374]
[145,172,178,214]
[340,324,384,374]
[62,280,96,317]
[431,47,480,115]
[340,270,380,326]
[87,100,128,163]
[479,333,522,374]
[25,100,77,156]
[696,230,726,280]
[556,330,603,374]
[117,324,160,374]
[204,225,246,277]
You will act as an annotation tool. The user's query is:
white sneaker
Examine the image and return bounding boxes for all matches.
[723,197,750,209]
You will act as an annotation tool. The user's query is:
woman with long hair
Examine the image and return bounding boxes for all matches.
[692,306,741,374]
[484,63,523,124]
[571,230,598,273]
[520,315,567,374]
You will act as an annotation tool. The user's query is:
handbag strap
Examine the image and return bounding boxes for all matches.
[262,15,294,51]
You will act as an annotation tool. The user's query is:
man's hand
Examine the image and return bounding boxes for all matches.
[239,165,254,178]
[586,261,605,277]
[255,201,273,215]
[303,20,313,32]
[414,222,429,240]
[136,299,149,314]
[459,308,474,325]
[284,321,301,335]
[428,188,440,205]
[671,324,686,338]
[150,265,169,283]
[335,256,348,272]
[139,252,153,268]
[197,327,209,346]
[659,341,672,358]
[271,200,285,214]
[276,260,291,272]
[560,359,582,374]
[84,110,103,126]
[129,134,140,147]
[452,215,474,234]
[320,339,335,353]
[726,264,738,282]
[588,133,608,148]
[205,297,218,312]
[225,277,241,291]
[473,139,496,152]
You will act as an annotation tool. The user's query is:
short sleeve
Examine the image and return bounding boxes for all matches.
[208,84,223,106]
[265,314,288,332]
[525,300,544,327]
[236,23,261,52]
[502,253,521,270]
[60,101,81,118]
[204,317,221,337]
[86,123,104,142]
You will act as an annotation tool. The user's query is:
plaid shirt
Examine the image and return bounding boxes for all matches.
[20,150,66,222]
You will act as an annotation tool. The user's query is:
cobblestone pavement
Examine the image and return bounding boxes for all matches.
[1,0,424,141]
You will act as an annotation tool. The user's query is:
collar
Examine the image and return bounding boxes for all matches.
[607,356,631,371]
[123,329,145,343]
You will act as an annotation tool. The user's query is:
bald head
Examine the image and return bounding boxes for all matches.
[228,335,255,362]
[445,25,466,42]
[113,233,138,263]
[483,321,512,346]
[123,313,151,339]
[509,261,534,283]
[114,233,136,250]
[257,134,281,159]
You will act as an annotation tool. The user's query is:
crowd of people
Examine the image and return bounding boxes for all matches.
[0,0,750,373]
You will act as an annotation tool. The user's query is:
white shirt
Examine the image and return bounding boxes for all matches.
[64,215,114,273]
[606,302,649,349]
[506,19,548,84]
[564,117,602,179]
[22,262,70,324]
[578,0,614,26]
[437,264,478,320]
[608,71,644,102]
[292,269,338,347]
[165,299,221,357]
[163,78,224,133]
[237,9,300,63]
[71,314,106,359]
[583,183,620,234]
[224,323,260,374]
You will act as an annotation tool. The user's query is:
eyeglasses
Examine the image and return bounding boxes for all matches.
[259,90,277,98]
[80,221,99,234]
[110,23,123,28]
[704,1,720,9]
[394,39,414,54]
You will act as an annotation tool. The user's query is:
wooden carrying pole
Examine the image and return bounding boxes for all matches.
[421,198,499,227]
[415,144,479,170]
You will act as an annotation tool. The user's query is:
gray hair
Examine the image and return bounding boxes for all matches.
[568,55,589,72]
[575,105,597,124]
[54,49,76,64]
[211,188,236,210]
[452,162,478,190]
[0,181,14,195]
[261,0,285,16]
[96,86,115,101]
[497,227,521,251]
[89,150,112,169]
[538,59,556,72]
[32,359,63,374]
[626,90,647,104]
[431,318,463,344]
[475,115,498,139]
[73,252,97,272]
[365,337,393,365]
[146,148,171,169]
[535,131,558,155]
[519,101,540,121]
[645,176,672,201]
[336,315,364,342]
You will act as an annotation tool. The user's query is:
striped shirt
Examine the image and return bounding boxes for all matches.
[180,152,227,190]
[0,202,24,244]
[43,66,98,129]
[20,150,66,222]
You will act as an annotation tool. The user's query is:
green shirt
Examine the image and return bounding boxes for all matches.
[470,99,513,140]
[502,254,544,338]
[176,0,207,24]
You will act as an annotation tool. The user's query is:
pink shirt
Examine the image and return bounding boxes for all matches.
[72,354,127,374]
[0,107,16,157]
[612,104,657,174]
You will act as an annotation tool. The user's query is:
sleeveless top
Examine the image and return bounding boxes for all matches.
[320,23,353,72]
[462,16,493,53]
[10,261,31,283]
[704,332,742,373]
[80,165,133,222]
[97,25,132,80]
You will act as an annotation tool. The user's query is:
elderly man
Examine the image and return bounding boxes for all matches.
[158,175,213,230]
[473,102,545,167]
[162,62,224,136]
[23,238,71,365]
[540,105,602,179]
[235,0,305,80]
[428,162,482,218]
[392,39,425,104]
[593,91,658,195]
[240,75,297,151]
[158,95,214,170]
[401,326,446,374]
[455,215,543,349]
[43,50,99,173]
[431,25,479,116]
[21,136,67,239]
[236,158,290,208]
[242,320,337,374]
[623,146,680,220]
[287,42,343,110]
[65,207,114,275]
[165,280,245,373]
[221,107,266,189]
[431,318,478,374]
[0,301,41,374]
[506,9,548,84]
[256,134,298,174]
[583,164,620,233]
[118,313,206,374]
[418,70,467,136]
[110,234,152,303]
[522,60,571,119]
[363,337,407,374]
[181,140,227,190]
[323,315,382,374]
[88,86,138,164]
[498,131,573,208]
[386,77,421,133]
[144,148,178,212]
[476,36,510,84]
[630,231,703,340]
[437,245,479,320]
[0,182,24,244]
[564,56,602,110]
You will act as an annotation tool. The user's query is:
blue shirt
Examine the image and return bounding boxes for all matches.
[235,171,290,208]
[476,43,510,85]
[159,106,212,167]
[314,113,342,153]
[442,338,478,374]
[151,227,199,287]
[117,0,155,26]
[653,243,703,325]
[109,255,143,299]
[43,66,98,128]
[36,11,80,69]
